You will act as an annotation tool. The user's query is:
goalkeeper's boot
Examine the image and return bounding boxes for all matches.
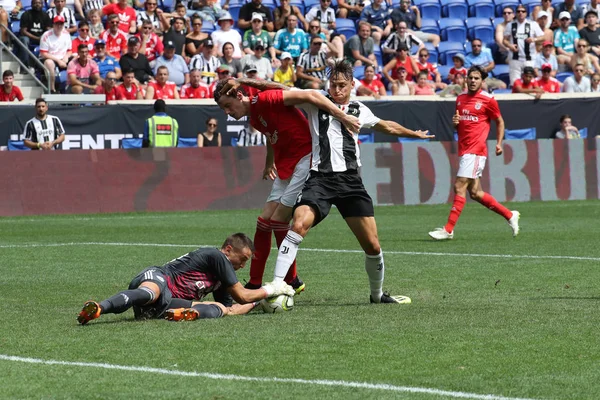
[77,301,101,325]
[508,211,520,237]
[244,282,262,290]
[428,227,454,240]
[288,276,306,295]
[370,292,412,304]
[165,308,199,322]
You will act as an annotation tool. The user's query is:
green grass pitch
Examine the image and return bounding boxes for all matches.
[1,201,599,400]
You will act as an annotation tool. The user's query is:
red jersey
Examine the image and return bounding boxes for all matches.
[512,78,539,93]
[148,81,177,99]
[117,83,143,100]
[416,60,437,81]
[536,77,561,93]
[180,83,210,99]
[102,3,136,33]
[248,89,312,180]
[359,78,384,95]
[0,85,23,102]
[136,32,164,62]
[392,57,416,81]
[100,30,127,59]
[71,37,96,57]
[449,66,468,78]
[94,85,123,102]
[455,89,501,157]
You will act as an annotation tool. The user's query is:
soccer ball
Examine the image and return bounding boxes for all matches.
[260,295,294,313]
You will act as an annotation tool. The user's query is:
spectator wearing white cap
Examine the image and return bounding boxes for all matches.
[212,12,243,58]
[579,10,600,56]
[40,15,72,93]
[238,0,274,32]
[243,13,278,65]
[532,0,554,29]
[273,51,296,87]
[553,0,584,30]
[554,11,581,64]
[240,39,273,79]
[534,40,559,76]
[535,10,554,52]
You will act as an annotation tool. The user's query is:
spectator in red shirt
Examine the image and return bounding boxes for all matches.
[448,53,468,82]
[359,64,385,98]
[94,71,123,103]
[512,66,544,98]
[102,0,136,34]
[416,48,446,90]
[0,70,24,102]
[100,14,128,60]
[137,19,164,66]
[71,21,96,57]
[67,44,100,94]
[180,69,210,99]
[536,63,562,93]
[145,65,180,99]
[117,68,144,100]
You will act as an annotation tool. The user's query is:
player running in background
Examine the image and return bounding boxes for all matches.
[428,66,520,241]
[214,81,360,294]
[77,233,295,324]
[221,60,433,304]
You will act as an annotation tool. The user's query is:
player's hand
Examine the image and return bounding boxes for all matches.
[41,142,52,150]
[496,143,503,156]
[340,114,360,134]
[262,281,295,297]
[263,165,277,180]
[452,110,460,127]
[220,78,240,96]
[414,130,434,139]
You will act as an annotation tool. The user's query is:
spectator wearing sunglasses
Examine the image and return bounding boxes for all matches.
[71,21,96,57]
[273,14,308,60]
[563,63,592,92]
[137,19,164,66]
[552,0,584,30]
[93,71,123,102]
[579,10,600,56]
[305,0,336,36]
[495,6,515,63]
[591,72,600,91]
[554,11,581,64]
[198,118,222,147]
[136,0,163,33]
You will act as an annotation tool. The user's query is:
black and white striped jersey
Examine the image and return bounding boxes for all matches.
[237,127,267,147]
[189,54,221,85]
[382,32,423,54]
[297,50,328,81]
[82,0,104,14]
[136,11,161,30]
[47,7,77,28]
[297,90,380,173]
[23,115,65,149]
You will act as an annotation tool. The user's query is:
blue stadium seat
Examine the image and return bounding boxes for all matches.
[230,137,238,146]
[466,17,494,44]
[335,18,357,39]
[290,0,305,15]
[304,0,320,10]
[354,65,365,79]
[520,0,539,14]
[228,5,242,23]
[579,127,588,138]
[399,137,430,142]
[495,0,519,17]
[419,0,443,20]
[438,65,452,81]
[261,0,277,10]
[492,88,512,94]
[492,64,509,84]
[556,72,573,82]
[442,0,468,20]
[121,138,142,149]
[373,44,383,66]
[358,133,375,143]
[177,137,197,147]
[11,20,20,35]
[160,0,173,11]
[491,16,504,28]
[202,24,216,34]
[21,0,32,9]
[468,0,495,18]
[439,18,467,43]
[420,18,440,35]
[7,140,30,151]
[505,128,536,140]
[438,41,465,64]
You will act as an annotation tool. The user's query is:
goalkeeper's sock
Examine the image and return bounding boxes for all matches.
[249,217,272,286]
[273,230,303,283]
[365,251,385,302]
[272,219,298,283]
[99,287,154,314]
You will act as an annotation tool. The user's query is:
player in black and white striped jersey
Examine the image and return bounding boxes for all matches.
[189,38,221,85]
[23,98,66,150]
[47,0,77,34]
[225,60,433,304]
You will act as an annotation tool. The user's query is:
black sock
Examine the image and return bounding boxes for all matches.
[99,288,153,315]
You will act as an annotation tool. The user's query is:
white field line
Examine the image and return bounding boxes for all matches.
[0,354,538,400]
[0,241,599,262]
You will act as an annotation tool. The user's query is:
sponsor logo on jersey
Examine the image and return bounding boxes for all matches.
[474,101,482,110]
[251,96,259,104]
[259,115,267,127]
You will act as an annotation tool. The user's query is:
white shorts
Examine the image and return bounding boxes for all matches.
[266,153,311,207]
[457,154,486,179]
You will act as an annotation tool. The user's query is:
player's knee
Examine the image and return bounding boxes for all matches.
[291,219,310,237]
[364,242,381,255]
[469,189,484,201]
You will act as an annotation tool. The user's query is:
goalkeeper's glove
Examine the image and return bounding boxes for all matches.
[262,281,295,297]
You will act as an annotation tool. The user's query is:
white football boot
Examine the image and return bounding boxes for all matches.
[508,211,520,237]
[428,227,454,240]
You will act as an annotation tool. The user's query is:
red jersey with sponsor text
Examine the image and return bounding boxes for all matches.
[536,77,561,93]
[180,83,210,99]
[248,89,312,180]
[455,89,501,157]
[100,30,127,59]
[117,83,143,99]
[148,81,177,99]
[94,85,123,102]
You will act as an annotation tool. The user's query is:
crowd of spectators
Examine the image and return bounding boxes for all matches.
[0,0,598,101]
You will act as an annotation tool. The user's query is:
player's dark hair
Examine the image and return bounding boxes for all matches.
[123,68,135,75]
[3,69,14,78]
[77,43,88,52]
[328,59,353,81]
[154,99,166,113]
[467,65,488,81]
[213,78,247,103]
[222,233,255,253]
[560,114,571,123]
[35,97,46,106]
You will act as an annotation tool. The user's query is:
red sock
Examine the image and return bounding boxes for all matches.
[479,193,513,220]
[272,219,297,284]
[249,217,272,285]
[444,195,466,233]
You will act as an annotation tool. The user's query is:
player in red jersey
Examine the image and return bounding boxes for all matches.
[429,66,520,241]
[100,14,128,60]
[117,69,144,100]
[180,69,210,99]
[145,66,180,100]
[214,78,361,293]
[0,70,23,102]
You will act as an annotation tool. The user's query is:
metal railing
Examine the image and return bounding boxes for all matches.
[0,23,50,94]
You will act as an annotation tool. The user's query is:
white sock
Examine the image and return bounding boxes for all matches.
[273,230,303,283]
[365,251,384,302]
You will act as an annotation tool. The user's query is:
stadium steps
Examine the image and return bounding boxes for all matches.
[1,51,44,99]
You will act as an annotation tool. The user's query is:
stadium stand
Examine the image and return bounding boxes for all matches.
[505,128,537,140]
[439,18,468,43]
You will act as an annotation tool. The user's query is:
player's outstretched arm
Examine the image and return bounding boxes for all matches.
[494,116,505,156]
[281,90,361,134]
[373,119,434,139]
[220,78,291,97]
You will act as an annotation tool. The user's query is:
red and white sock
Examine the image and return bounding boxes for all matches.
[444,195,466,233]
[249,217,272,286]
[272,219,297,284]
[478,193,513,220]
